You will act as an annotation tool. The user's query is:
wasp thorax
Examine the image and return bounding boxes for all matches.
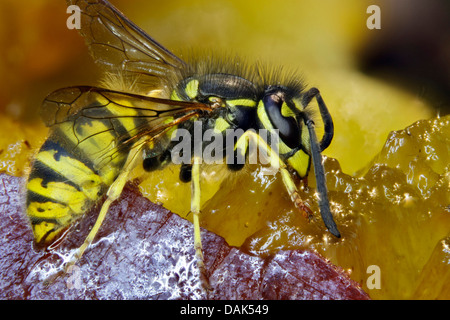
[176,74,258,102]
[173,74,259,130]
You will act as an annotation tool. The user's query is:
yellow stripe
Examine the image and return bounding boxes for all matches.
[163,116,177,139]
[27,178,87,214]
[292,97,304,111]
[57,120,124,185]
[257,100,292,154]
[170,90,182,101]
[301,125,311,151]
[33,220,59,244]
[28,201,72,220]
[213,117,231,133]
[227,98,257,107]
[105,99,140,134]
[58,121,115,160]
[281,102,296,118]
[185,79,199,99]
[287,149,310,178]
[28,201,76,244]
[234,133,249,158]
[36,149,102,200]
[257,100,272,130]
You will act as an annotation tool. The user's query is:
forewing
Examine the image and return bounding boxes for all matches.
[67,0,186,86]
[41,86,210,170]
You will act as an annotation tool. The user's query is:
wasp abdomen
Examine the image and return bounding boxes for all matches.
[27,142,103,246]
[26,101,134,246]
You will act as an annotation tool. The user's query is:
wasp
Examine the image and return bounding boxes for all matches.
[25,0,340,289]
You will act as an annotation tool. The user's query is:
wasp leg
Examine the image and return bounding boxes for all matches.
[190,155,211,291]
[63,138,147,272]
[234,130,313,219]
[179,163,192,182]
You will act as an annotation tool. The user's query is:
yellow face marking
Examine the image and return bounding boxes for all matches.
[292,98,304,111]
[185,79,199,100]
[278,140,292,154]
[257,100,272,130]
[301,124,311,151]
[281,102,296,118]
[287,149,310,178]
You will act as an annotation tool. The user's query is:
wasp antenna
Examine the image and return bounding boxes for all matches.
[302,87,334,152]
[305,118,341,238]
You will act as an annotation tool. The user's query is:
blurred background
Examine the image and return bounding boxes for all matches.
[0,0,448,174]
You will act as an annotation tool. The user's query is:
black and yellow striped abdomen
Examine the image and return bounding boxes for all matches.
[26,138,118,246]
[25,87,153,246]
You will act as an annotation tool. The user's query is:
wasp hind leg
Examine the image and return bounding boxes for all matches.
[190,155,212,291]
[59,139,147,277]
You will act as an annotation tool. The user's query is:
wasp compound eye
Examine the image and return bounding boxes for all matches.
[263,93,301,149]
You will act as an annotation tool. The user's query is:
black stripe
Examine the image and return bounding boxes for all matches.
[51,107,132,174]
[301,87,334,152]
[40,136,99,176]
[29,215,59,226]
[132,116,151,139]
[28,157,81,191]
[26,190,65,207]
[305,117,340,238]
[77,102,134,144]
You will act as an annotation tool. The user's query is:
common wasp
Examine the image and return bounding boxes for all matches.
[26,0,340,289]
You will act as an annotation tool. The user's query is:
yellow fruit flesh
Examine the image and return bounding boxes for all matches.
[7,111,447,299]
[136,115,450,299]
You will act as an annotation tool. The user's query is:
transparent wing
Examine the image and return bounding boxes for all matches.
[41,86,211,170]
[67,0,186,87]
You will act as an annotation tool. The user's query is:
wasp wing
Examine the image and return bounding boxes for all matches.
[41,86,210,171]
[67,0,186,87]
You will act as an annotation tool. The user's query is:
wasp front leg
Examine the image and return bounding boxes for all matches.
[61,138,147,275]
[232,130,313,220]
